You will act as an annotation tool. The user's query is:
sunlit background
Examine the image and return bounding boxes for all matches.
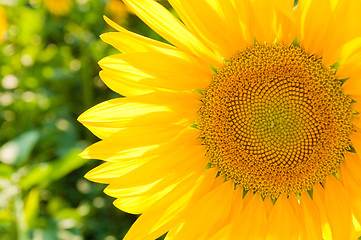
[0,0,171,239]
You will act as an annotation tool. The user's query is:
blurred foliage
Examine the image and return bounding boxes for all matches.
[0,0,173,239]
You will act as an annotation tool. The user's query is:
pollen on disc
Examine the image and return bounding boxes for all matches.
[198,44,353,198]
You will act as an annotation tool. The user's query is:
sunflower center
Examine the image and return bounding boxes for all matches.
[198,44,353,198]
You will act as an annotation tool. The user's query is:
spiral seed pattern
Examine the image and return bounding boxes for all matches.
[198,44,353,198]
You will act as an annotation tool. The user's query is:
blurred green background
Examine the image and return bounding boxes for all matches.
[0,0,170,239]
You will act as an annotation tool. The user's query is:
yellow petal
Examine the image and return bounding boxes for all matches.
[312,183,333,240]
[265,0,296,23]
[84,156,154,183]
[104,171,197,201]
[336,37,361,79]
[324,175,352,240]
[249,0,277,44]
[101,18,212,72]
[102,17,177,54]
[80,124,184,161]
[297,0,361,66]
[227,187,244,222]
[113,183,174,214]
[250,0,296,45]
[230,0,253,44]
[265,0,296,45]
[263,197,274,217]
[352,216,361,240]
[343,152,361,187]
[341,153,361,226]
[350,125,361,160]
[123,168,218,240]
[295,0,335,58]
[288,194,304,236]
[80,145,156,162]
[321,0,361,66]
[266,195,299,240]
[168,0,246,58]
[204,188,242,240]
[99,53,211,91]
[123,0,220,66]
[351,102,361,117]
[208,225,232,240]
[78,99,167,139]
[87,144,207,187]
[230,193,267,239]
[99,70,156,97]
[172,180,234,240]
[78,91,200,139]
[164,224,182,240]
[299,193,323,240]
[342,73,361,103]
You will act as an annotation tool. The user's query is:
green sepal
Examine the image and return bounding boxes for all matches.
[210,66,218,74]
[242,187,249,198]
[330,60,342,71]
[348,144,356,153]
[332,172,339,180]
[193,89,204,95]
[307,189,313,199]
[294,0,299,8]
[292,36,300,47]
[339,78,349,85]
[205,162,212,169]
[190,121,199,129]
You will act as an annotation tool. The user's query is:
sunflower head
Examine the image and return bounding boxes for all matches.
[105,0,129,25]
[0,5,7,43]
[79,0,361,239]
[43,0,73,16]
[199,43,354,198]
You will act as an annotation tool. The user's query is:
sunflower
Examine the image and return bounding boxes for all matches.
[43,0,73,16]
[105,0,129,25]
[78,0,361,239]
[0,5,7,43]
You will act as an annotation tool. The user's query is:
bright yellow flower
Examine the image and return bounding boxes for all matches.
[0,5,7,43]
[105,0,129,25]
[79,0,361,239]
[43,0,73,16]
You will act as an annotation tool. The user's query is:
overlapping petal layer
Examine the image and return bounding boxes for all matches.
[79,0,361,239]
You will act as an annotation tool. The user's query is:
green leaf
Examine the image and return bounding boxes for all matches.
[0,130,40,166]
[0,164,14,179]
[19,163,52,190]
[19,148,88,190]
[54,208,81,221]
[47,196,71,215]
[0,210,14,222]
[42,149,88,186]
[24,189,40,228]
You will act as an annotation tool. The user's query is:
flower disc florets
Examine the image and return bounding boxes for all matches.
[198,44,353,198]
